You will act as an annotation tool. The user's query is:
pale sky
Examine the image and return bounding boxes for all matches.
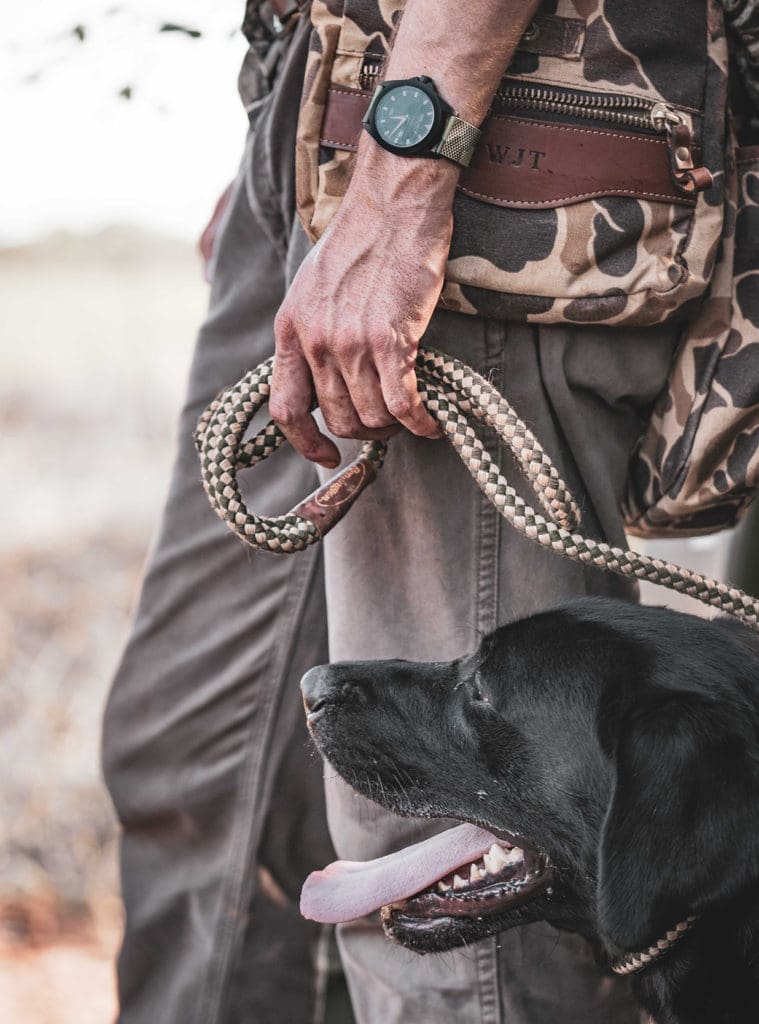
[2,0,249,244]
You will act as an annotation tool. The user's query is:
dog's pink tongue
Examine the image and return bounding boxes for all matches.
[300,823,497,924]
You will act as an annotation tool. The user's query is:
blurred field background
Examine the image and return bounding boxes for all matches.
[2,4,757,1024]
[2,2,244,1020]
[0,226,208,1022]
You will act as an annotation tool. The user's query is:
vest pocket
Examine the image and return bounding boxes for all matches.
[624,146,759,538]
[296,0,727,327]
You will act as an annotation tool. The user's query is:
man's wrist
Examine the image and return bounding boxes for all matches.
[345,134,460,214]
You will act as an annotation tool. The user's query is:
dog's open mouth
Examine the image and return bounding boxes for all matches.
[300,823,552,947]
[382,836,551,935]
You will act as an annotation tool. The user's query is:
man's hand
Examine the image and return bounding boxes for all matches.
[269,0,541,468]
[270,152,455,468]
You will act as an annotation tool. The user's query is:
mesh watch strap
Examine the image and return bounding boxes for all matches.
[432,115,482,167]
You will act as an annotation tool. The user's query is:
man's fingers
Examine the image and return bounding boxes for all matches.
[379,362,441,439]
[311,327,394,437]
[311,366,396,441]
[269,349,340,468]
[341,365,397,432]
[274,308,438,456]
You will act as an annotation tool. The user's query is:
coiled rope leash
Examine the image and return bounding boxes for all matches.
[195,347,759,631]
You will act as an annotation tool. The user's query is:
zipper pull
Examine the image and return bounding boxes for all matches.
[650,102,713,195]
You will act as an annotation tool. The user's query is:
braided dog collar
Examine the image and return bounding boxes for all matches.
[612,915,699,976]
[195,346,759,630]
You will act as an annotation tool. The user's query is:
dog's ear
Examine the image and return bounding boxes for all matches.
[598,690,759,952]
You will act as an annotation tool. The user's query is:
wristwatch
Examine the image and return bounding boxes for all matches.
[362,76,482,168]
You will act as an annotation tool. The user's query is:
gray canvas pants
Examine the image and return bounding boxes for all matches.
[318,308,673,1024]
[103,12,676,1023]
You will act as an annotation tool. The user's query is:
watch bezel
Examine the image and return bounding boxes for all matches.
[363,76,448,158]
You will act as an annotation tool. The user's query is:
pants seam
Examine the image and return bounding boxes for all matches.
[474,317,506,1024]
[311,924,332,1024]
[245,122,288,263]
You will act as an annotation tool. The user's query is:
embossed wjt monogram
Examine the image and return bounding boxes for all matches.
[486,144,547,171]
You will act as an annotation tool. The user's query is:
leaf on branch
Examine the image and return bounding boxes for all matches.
[118,85,133,100]
[159,23,203,39]
[72,25,86,42]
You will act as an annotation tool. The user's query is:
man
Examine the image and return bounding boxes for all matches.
[103,1,679,1021]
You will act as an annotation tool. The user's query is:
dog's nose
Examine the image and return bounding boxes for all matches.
[301,665,332,713]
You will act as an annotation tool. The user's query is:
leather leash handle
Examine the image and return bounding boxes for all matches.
[295,455,379,538]
[194,355,386,553]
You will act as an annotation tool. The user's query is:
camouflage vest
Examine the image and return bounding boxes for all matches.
[624,137,759,537]
[295,0,730,328]
[621,4,759,537]
[293,0,759,538]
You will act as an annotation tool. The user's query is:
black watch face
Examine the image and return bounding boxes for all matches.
[375,84,437,150]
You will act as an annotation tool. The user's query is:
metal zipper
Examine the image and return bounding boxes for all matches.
[495,82,684,134]
[359,66,686,135]
[356,64,712,193]
[495,81,712,193]
[359,58,383,92]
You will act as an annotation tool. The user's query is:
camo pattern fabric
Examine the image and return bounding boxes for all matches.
[295,0,729,326]
[625,144,759,536]
[723,0,759,109]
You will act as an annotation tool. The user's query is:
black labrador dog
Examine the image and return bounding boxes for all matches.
[300,597,759,1024]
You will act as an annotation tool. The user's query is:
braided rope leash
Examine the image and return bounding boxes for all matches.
[195,346,759,631]
[195,347,742,973]
[195,356,382,553]
[194,348,579,551]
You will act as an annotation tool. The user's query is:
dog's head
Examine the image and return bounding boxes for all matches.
[301,598,759,977]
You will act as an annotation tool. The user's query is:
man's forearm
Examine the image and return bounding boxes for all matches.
[385,0,541,124]
[270,0,542,464]
[349,0,542,200]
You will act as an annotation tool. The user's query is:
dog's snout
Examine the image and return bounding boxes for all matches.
[301,665,333,713]
[301,664,370,720]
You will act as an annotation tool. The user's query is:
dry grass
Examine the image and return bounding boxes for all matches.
[0,894,122,1024]
[0,939,120,1024]
[0,227,206,1020]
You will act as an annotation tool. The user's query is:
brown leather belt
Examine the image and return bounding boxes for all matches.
[321,86,698,208]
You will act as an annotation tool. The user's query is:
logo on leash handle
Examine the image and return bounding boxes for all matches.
[295,457,378,538]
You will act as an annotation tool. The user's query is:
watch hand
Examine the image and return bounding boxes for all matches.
[388,115,408,138]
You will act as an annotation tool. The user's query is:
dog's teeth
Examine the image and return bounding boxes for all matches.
[469,864,480,883]
[483,843,523,876]
[437,881,448,892]
[484,846,507,874]
[453,873,467,890]
[488,844,511,870]
[479,867,487,879]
